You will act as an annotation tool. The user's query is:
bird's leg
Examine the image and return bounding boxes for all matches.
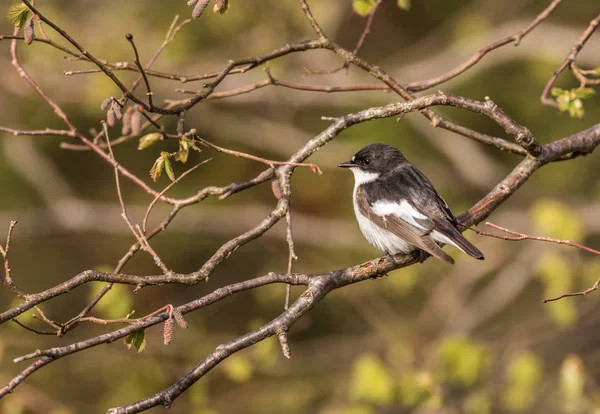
[373,250,396,278]
[383,250,398,266]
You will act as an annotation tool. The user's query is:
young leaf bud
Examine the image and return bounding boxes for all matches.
[130,107,142,136]
[163,318,174,345]
[192,0,210,19]
[106,107,116,127]
[122,107,133,135]
[138,132,163,150]
[111,101,122,120]
[24,16,35,45]
[100,97,112,111]
[173,308,188,329]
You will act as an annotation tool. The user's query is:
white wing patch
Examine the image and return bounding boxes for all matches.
[371,200,429,231]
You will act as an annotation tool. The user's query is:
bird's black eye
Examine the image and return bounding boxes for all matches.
[364,158,371,165]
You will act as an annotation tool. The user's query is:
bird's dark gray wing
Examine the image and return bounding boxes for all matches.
[405,166,484,259]
[356,186,454,264]
[361,165,483,260]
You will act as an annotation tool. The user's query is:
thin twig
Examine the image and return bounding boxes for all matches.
[198,138,323,174]
[32,306,63,331]
[103,122,172,275]
[298,0,327,40]
[543,280,600,303]
[572,63,600,87]
[172,77,390,102]
[473,222,600,303]
[404,0,564,92]
[12,319,56,335]
[284,209,297,310]
[305,0,382,75]
[473,221,600,256]
[126,33,154,109]
[0,34,82,58]
[130,15,192,93]
[540,14,600,107]
[142,157,213,234]
[1,221,17,282]
[0,126,75,137]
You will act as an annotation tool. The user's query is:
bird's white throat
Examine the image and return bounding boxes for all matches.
[349,168,379,185]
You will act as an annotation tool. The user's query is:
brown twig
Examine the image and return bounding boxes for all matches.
[9,26,76,133]
[2,1,600,410]
[12,319,56,335]
[130,15,191,94]
[0,126,75,137]
[103,122,172,275]
[198,137,323,175]
[572,63,600,87]
[0,34,82,58]
[541,14,600,107]
[473,222,600,256]
[1,221,18,286]
[405,0,564,92]
[125,33,154,109]
[304,0,383,75]
[543,281,600,303]
[473,222,600,303]
[142,157,214,234]
[170,76,390,104]
[283,209,297,310]
[32,305,63,331]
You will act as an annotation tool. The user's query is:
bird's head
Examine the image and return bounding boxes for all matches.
[339,143,406,183]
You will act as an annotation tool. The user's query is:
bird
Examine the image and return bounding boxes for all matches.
[338,143,484,264]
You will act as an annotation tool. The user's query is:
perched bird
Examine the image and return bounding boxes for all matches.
[339,143,484,264]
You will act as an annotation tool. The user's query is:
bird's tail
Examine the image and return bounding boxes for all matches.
[450,229,484,260]
[433,225,484,260]
[454,233,485,260]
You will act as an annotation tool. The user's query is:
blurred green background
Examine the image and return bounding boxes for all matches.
[1,0,600,413]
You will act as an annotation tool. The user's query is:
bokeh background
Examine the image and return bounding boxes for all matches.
[1,0,600,413]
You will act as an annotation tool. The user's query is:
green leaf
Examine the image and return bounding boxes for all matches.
[568,98,584,119]
[350,353,394,405]
[352,0,377,17]
[7,3,30,28]
[150,156,165,182]
[556,95,570,112]
[175,138,192,164]
[137,132,163,150]
[551,87,565,97]
[124,330,146,353]
[163,154,175,181]
[223,354,253,383]
[397,0,411,10]
[573,87,595,99]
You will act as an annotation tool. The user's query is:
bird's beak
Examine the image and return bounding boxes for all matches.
[338,161,356,168]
